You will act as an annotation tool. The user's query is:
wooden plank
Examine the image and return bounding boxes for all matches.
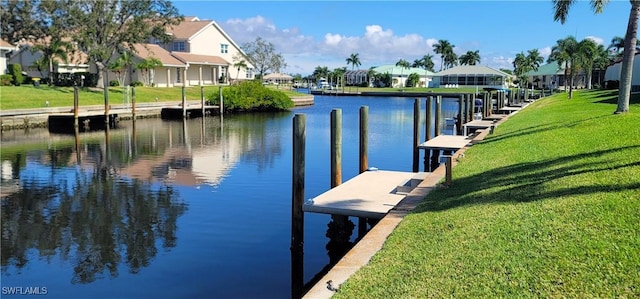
[418,135,471,151]
[303,170,419,219]
[463,119,495,135]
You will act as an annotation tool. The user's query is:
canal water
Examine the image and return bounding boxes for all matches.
[0,95,458,298]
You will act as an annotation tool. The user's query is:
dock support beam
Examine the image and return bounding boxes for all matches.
[132,87,136,121]
[331,109,342,188]
[291,114,305,299]
[73,86,79,128]
[201,85,205,117]
[445,155,453,186]
[412,99,420,173]
[424,96,434,172]
[182,86,187,118]
[358,106,369,238]
[219,86,224,115]
[457,95,463,135]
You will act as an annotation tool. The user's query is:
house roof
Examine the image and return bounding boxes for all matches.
[0,38,15,50]
[372,64,435,76]
[171,51,229,66]
[167,20,213,40]
[263,73,293,80]
[435,65,509,77]
[132,43,186,67]
[523,62,564,76]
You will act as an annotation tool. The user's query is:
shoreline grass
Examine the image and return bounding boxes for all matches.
[0,84,309,110]
[334,90,640,298]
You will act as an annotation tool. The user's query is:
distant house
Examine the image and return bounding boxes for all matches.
[371,64,435,88]
[523,62,586,90]
[605,53,640,92]
[7,38,91,79]
[263,73,293,84]
[433,65,510,88]
[0,39,17,74]
[344,69,370,86]
[8,16,253,88]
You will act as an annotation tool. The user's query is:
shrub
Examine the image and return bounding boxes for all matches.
[208,80,293,112]
[109,80,119,87]
[0,74,13,86]
[130,80,143,87]
[7,64,24,86]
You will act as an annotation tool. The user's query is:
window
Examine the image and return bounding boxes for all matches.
[245,68,254,79]
[173,41,185,51]
[221,44,229,54]
[176,68,181,83]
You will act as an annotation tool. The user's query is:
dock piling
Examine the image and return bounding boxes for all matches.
[73,86,79,128]
[132,87,136,121]
[331,109,342,188]
[182,86,187,118]
[359,106,369,238]
[412,99,420,173]
[291,114,305,299]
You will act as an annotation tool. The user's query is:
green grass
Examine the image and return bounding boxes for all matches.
[334,89,640,298]
[0,84,309,110]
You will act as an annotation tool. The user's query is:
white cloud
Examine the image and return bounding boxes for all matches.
[539,46,552,60]
[585,35,604,45]
[218,16,518,74]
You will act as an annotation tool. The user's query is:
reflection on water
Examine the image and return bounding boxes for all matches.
[0,96,458,298]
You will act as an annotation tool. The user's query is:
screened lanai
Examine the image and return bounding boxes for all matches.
[434,65,510,88]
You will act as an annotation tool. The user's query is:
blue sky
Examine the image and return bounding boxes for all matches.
[172,1,630,75]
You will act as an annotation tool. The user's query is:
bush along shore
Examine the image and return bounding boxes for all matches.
[333,89,640,298]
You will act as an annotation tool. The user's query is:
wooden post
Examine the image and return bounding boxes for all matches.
[131,87,136,121]
[445,155,453,186]
[424,96,433,172]
[435,95,442,137]
[291,114,305,299]
[73,86,79,128]
[359,106,368,238]
[219,86,224,115]
[426,96,433,141]
[182,86,187,118]
[457,95,463,135]
[331,109,342,188]
[412,99,420,172]
[200,85,205,117]
[103,71,110,126]
[359,106,368,173]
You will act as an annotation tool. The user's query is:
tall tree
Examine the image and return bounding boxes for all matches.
[433,40,454,71]
[526,49,544,71]
[548,36,580,99]
[553,0,638,113]
[413,54,435,87]
[578,38,600,89]
[108,50,134,86]
[242,37,286,79]
[395,59,410,87]
[346,53,361,88]
[51,0,182,90]
[312,66,330,82]
[0,0,47,43]
[459,50,481,65]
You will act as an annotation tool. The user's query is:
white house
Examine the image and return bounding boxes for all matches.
[433,65,510,88]
[0,39,17,75]
[605,53,640,92]
[523,61,586,90]
[158,16,255,85]
[7,38,91,79]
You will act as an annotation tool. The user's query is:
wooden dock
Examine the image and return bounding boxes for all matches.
[418,135,472,152]
[48,111,118,133]
[463,119,496,135]
[302,170,426,219]
[498,106,522,114]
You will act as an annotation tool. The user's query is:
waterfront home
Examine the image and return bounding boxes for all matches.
[523,61,586,90]
[371,64,435,88]
[605,52,640,92]
[0,39,17,75]
[263,73,293,85]
[7,37,91,79]
[432,65,510,89]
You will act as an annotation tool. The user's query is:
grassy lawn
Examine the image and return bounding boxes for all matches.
[0,84,310,110]
[334,89,640,298]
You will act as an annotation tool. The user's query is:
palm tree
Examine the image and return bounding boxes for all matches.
[233,59,248,83]
[594,44,611,87]
[109,51,133,86]
[312,66,330,84]
[553,0,638,113]
[30,38,71,85]
[413,54,435,87]
[526,49,544,71]
[444,51,458,69]
[578,38,600,89]
[548,36,580,99]
[395,59,410,88]
[136,57,163,87]
[433,40,454,71]
[459,50,481,65]
[346,53,361,90]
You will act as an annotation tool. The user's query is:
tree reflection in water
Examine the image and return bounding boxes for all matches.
[1,165,187,284]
